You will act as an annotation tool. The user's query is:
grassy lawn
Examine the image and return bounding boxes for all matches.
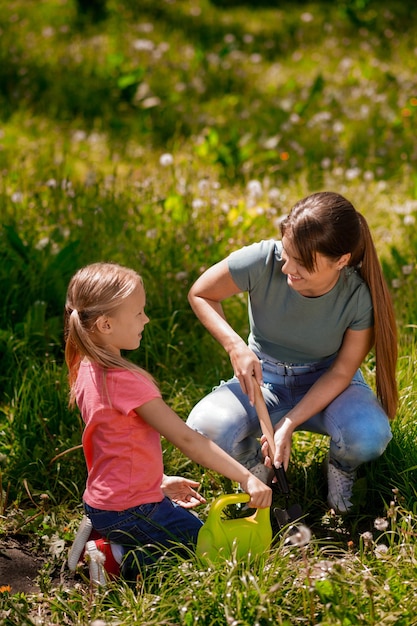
[0,0,417,623]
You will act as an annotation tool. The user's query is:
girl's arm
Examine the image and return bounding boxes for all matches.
[269,327,374,470]
[188,259,263,405]
[161,474,206,509]
[136,400,272,509]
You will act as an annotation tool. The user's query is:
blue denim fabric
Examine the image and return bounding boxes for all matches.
[84,496,203,577]
[186,361,392,474]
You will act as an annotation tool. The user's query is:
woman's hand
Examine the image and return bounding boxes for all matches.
[229,344,263,405]
[161,475,206,509]
[261,418,294,472]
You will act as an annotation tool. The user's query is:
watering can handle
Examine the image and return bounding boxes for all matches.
[253,382,290,496]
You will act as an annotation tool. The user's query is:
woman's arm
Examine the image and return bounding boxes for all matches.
[136,399,272,509]
[269,327,374,470]
[188,259,263,404]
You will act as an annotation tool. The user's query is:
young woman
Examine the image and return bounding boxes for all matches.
[186,191,398,513]
[64,262,271,582]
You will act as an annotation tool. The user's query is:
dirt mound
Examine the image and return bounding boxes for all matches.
[1,536,52,595]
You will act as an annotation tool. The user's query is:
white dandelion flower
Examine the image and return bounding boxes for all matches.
[246,179,263,199]
[374,544,389,559]
[360,531,374,548]
[159,153,174,167]
[287,524,312,547]
[374,517,389,531]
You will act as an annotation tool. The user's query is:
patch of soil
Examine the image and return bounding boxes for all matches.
[0,536,71,595]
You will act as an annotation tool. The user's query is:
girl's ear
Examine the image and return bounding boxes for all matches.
[337,252,351,270]
[95,315,112,335]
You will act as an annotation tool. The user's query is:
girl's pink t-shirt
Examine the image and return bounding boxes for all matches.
[75,361,164,511]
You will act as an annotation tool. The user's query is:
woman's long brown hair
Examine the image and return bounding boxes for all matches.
[280,191,398,419]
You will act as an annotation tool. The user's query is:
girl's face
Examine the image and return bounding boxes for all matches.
[101,283,149,355]
[281,235,350,297]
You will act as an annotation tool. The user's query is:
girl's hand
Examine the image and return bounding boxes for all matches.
[161,475,206,509]
[239,474,272,509]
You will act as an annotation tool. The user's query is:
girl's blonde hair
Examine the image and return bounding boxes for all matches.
[280,191,398,419]
[64,262,154,407]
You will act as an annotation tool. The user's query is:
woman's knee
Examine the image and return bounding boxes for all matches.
[328,383,392,464]
[187,383,249,445]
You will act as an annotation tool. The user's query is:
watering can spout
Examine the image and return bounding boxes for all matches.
[196,493,272,563]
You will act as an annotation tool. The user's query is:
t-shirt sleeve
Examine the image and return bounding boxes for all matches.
[349,281,374,330]
[228,240,278,291]
[108,370,162,416]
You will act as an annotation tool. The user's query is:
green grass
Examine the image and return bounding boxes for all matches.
[1,0,417,623]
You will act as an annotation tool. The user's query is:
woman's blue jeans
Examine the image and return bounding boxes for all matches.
[186,358,392,474]
[84,496,203,579]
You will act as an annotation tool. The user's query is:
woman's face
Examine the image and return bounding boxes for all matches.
[281,235,350,297]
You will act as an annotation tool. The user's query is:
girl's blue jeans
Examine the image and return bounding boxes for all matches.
[186,357,392,474]
[84,496,203,578]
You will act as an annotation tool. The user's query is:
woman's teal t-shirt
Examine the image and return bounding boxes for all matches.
[228,240,373,364]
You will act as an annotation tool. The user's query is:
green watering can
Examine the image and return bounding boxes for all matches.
[196,492,272,563]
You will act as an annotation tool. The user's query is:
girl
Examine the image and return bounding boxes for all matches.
[64,262,271,582]
[186,191,398,514]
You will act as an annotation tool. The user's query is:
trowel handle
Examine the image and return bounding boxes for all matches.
[253,382,290,496]
[272,464,290,496]
[253,382,275,456]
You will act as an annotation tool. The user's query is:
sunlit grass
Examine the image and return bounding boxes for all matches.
[0,0,417,623]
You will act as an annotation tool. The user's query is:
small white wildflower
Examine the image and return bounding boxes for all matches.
[287,524,312,547]
[132,39,155,52]
[333,121,345,134]
[374,517,389,531]
[345,167,361,181]
[360,531,374,548]
[197,179,210,194]
[403,214,416,226]
[46,178,57,188]
[268,187,281,204]
[138,22,153,33]
[250,53,263,64]
[42,26,55,38]
[391,278,401,289]
[72,130,87,142]
[402,264,414,275]
[11,192,23,203]
[301,12,314,22]
[374,544,389,559]
[89,548,105,566]
[141,97,161,108]
[35,237,50,250]
[175,271,188,282]
[263,135,280,150]
[48,533,66,558]
[159,153,174,167]
[310,559,334,580]
[192,198,205,210]
[246,179,263,199]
